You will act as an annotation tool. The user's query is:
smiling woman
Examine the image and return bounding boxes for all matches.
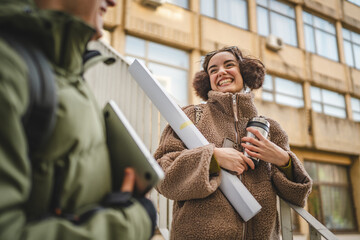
[154,46,313,239]
[194,46,265,100]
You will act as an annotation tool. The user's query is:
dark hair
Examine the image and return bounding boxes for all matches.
[193,46,265,100]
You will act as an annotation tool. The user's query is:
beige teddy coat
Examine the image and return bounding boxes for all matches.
[154,91,312,240]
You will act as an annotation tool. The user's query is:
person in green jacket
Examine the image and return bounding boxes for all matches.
[0,0,156,239]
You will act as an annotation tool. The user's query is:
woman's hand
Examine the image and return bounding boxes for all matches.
[213,147,255,175]
[241,127,289,167]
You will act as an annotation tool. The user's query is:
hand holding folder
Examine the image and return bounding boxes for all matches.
[104,100,164,196]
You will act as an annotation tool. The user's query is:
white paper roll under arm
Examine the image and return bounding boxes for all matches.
[129,59,261,222]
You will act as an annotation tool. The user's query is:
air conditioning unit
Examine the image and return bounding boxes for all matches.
[141,0,166,8]
[266,35,284,52]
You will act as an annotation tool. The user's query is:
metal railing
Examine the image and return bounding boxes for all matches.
[279,198,338,240]
[85,40,338,240]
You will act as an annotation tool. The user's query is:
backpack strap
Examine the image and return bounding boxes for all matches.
[0,32,57,156]
[194,105,202,124]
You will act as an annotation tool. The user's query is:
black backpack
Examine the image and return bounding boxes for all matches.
[0,32,57,156]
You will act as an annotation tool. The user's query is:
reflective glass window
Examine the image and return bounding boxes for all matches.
[200,0,215,17]
[201,0,248,29]
[125,35,189,106]
[262,75,304,108]
[256,0,297,46]
[351,97,360,122]
[343,28,360,69]
[310,86,346,118]
[303,12,339,61]
[257,7,270,36]
[167,0,188,8]
[304,161,356,231]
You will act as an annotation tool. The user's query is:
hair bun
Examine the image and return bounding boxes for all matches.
[193,70,211,101]
[240,58,265,90]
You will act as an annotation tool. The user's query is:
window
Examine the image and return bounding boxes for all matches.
[167,0,188,9]
[257,0,297,46]
[303,12,339,62]
[310,86,346,118]
[343,28,360,69]
[200,0,248,29]
[347,0,360,7]
[262,75,304,108]
[125,35,189,106]
[351,97,360,122]
[304,161,356,231]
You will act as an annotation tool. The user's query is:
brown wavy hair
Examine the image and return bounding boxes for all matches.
[193,46,265,100]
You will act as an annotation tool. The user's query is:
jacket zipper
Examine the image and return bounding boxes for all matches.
[232,94,247,239]
[232,94,240,148]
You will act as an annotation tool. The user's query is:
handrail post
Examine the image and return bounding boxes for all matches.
[309,225,321,240]
[279,198,293,240]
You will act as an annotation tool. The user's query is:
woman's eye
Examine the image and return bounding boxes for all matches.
[226,63,235,68]
[210,69,218,74]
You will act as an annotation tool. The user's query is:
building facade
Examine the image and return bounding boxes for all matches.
[101,0,360,237]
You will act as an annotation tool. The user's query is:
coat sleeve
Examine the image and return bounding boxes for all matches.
[154,106,221,201]
[0,42,154,240]
[267,118,313,207]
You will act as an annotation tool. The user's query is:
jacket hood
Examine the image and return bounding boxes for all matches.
[207,90,258,119]
[0,0,95,76]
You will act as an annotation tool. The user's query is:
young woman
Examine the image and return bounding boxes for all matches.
[154,46,312,240]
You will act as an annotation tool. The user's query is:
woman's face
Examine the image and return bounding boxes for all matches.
[207,51,244,94]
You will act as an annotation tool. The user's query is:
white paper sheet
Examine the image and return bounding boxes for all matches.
[129,59,261,222]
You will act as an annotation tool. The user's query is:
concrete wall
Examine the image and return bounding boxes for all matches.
[312,112,360,155]
[124,0,196,50]
[200,17,258,56]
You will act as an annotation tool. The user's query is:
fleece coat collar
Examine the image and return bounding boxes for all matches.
[207,91,258,119]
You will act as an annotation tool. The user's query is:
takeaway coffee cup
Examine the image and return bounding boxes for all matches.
[243,117,270,167]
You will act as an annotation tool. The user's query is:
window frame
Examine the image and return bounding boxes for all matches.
[124,35,190,106]
[304,161,358,232]
[310,86,347,119]
[256,0,298,46]
[200,0,249,30]
[351,97,360,122]
[343,27,360,70]
[303,11,339,62]
[261,75,304,108]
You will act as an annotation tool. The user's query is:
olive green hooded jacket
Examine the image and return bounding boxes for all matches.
[0,0,153,239]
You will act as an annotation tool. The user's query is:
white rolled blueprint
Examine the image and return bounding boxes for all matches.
[129,59,261,222]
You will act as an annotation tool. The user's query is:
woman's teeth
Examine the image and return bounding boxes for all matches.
[218,79,232,86]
